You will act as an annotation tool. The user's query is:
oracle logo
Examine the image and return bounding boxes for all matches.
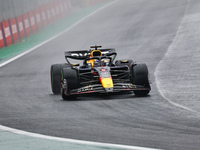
[12,24,17,33]
[5,27,11,37]
[19,22,23,31]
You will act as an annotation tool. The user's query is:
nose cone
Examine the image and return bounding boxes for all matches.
[100,77,114,89]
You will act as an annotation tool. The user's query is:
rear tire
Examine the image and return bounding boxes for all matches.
[131,64,150,96]
[50,64,70,94]
[60,68,79,100]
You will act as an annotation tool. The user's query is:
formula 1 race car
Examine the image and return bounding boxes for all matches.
[50,45,151,100]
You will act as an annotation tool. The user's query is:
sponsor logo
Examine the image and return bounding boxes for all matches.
[101,69,106,72]
[12,24,17,34]
[70,51,109,58]
[0,30,3,39]
[31,17,35,26]
[36,14,41,22]
[19,22,23,31]
[71,52,90,57]
[25,20,29,28]
[102,51,109,55]
[122,84,134,89]
[77,86,93,93]
[5,27,10,37]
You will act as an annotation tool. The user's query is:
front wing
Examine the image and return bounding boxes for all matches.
[68,83,150,95]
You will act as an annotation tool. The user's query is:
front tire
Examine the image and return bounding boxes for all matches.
[60,68,79,100]
[50,64,70,94]
[131,63,150,96]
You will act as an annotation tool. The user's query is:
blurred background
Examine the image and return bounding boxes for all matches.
[0,0,109,48]
[0,0,90,21]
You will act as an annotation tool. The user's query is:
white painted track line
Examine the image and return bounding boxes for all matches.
[0,125,161,150]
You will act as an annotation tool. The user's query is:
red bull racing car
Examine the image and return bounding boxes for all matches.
[50,46,151,100]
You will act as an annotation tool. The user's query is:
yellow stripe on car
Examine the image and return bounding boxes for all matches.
[100,77,114,88]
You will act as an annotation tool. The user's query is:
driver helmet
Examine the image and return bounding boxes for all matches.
[86,50,102,67]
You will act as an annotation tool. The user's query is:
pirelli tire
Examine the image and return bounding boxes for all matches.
[131,63,151,96]
[115,59,134,68]
[50,64,70,94]
[60,68,79,100]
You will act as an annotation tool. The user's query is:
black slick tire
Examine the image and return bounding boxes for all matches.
[131,63,150,96]
[50,64,70,94]
[60,68,79,100]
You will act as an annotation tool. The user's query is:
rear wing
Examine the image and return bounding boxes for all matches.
[65,50,90,60]
[65,48,117,64]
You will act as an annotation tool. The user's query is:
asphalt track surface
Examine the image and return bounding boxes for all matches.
[1,0,200,149]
